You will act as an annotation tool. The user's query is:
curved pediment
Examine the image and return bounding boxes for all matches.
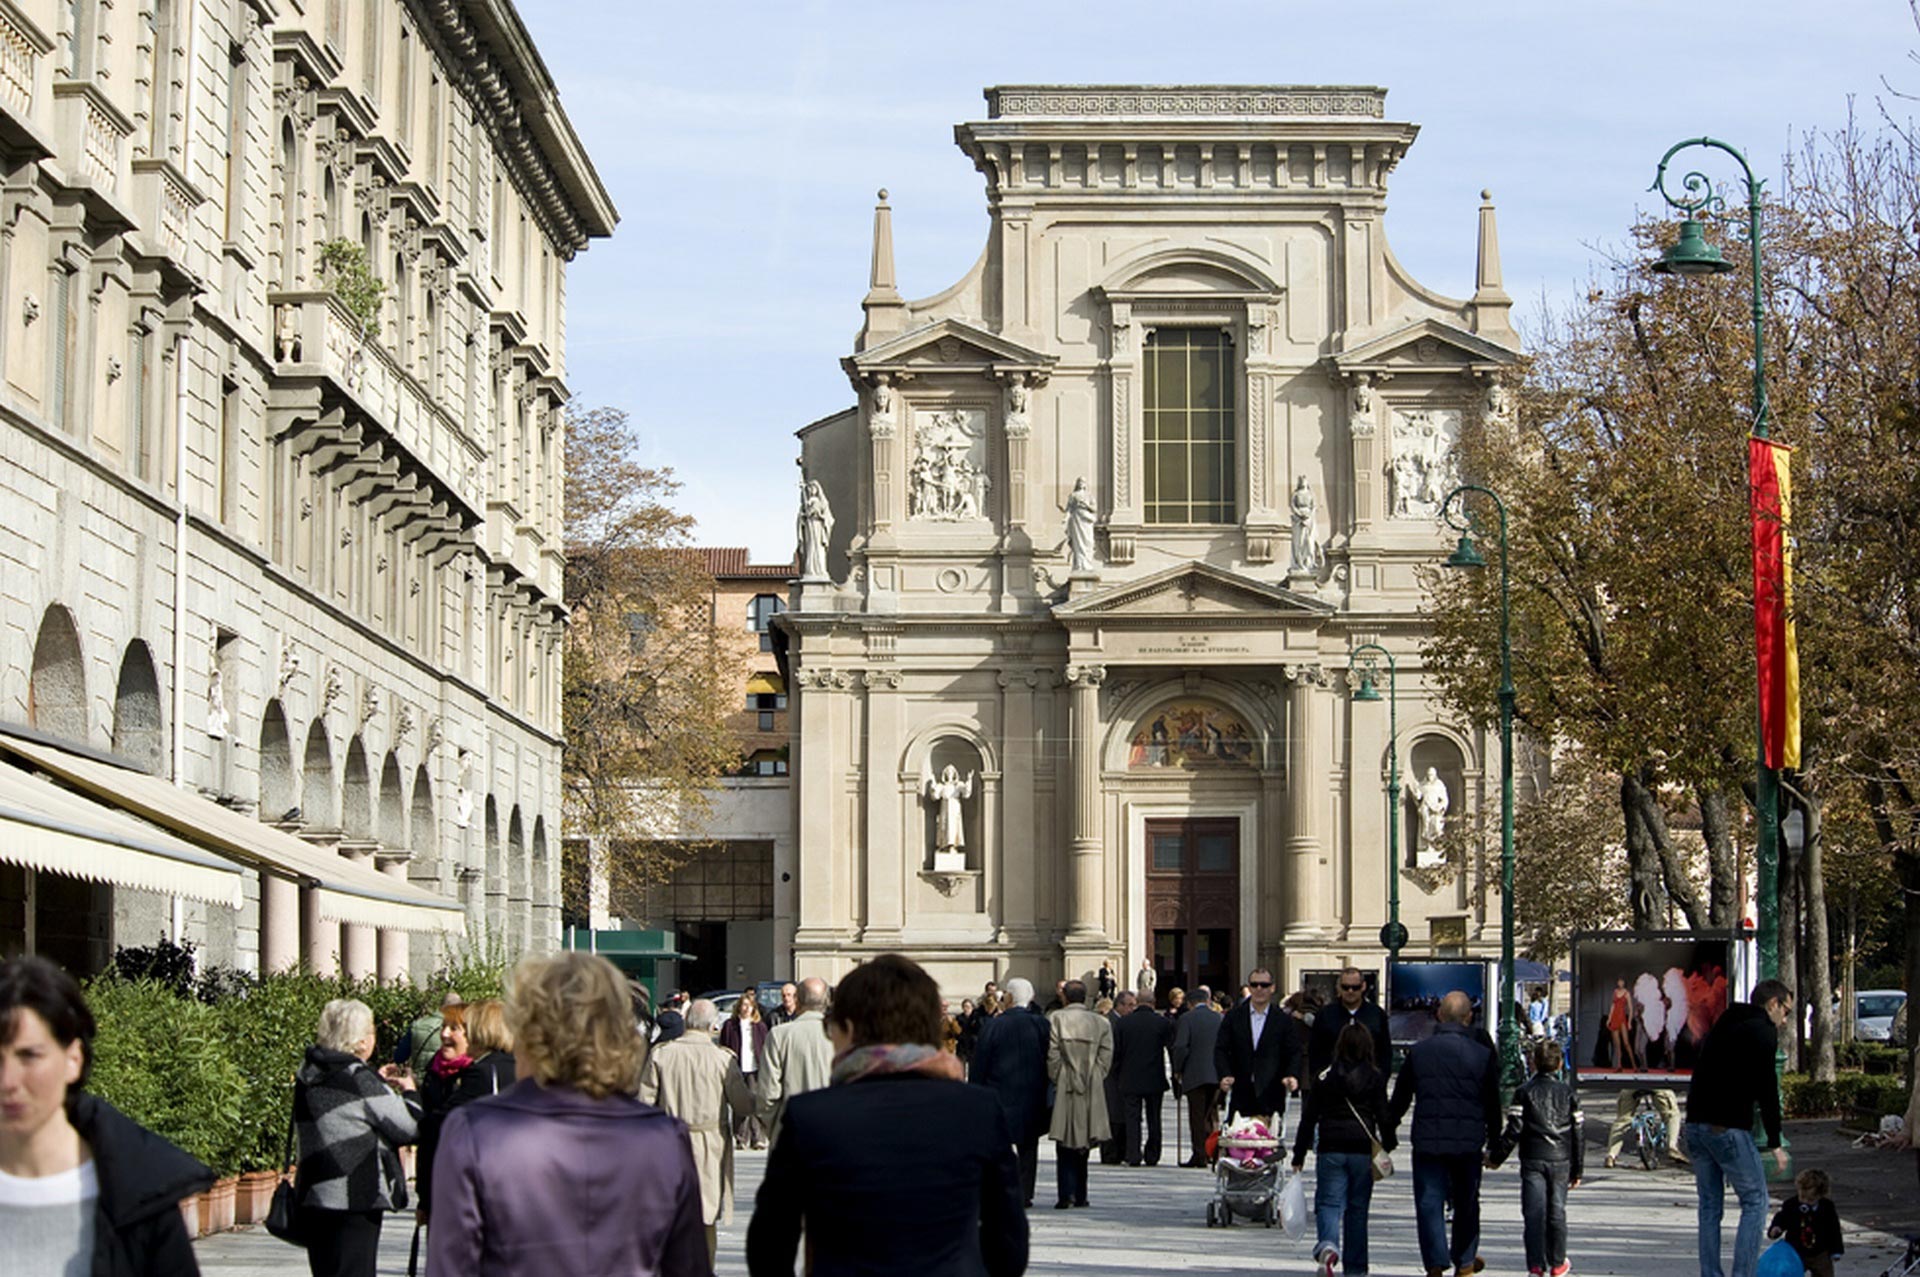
[1102,245,1282,297]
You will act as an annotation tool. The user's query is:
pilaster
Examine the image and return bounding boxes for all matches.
[862,668,905,941]
[1063,662,1108,973]
[997,667,1041,944]
[1284,665,1332,942]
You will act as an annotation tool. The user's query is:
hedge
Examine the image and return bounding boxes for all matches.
[1781,1070,1911,1121]
[82,939,510,1177]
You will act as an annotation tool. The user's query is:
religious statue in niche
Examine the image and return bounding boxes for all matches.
[1127,701,1255,769]
[1062,477,1098,573]
[1386,408,1461,519]
[908,408,991,521]
[454,748,475,830]
[922,763,975,872]
[1411,766,1450,867]
[796,475,834,579]
[1287,475,1323,577]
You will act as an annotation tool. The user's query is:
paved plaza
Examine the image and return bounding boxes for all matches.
[194,1106,1919,1277]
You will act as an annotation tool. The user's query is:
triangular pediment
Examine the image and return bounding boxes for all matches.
[845,318,1056,377]
[1053,561,1335,622]
[1333,317,1519,375]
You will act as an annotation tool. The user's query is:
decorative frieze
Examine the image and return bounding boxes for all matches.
[986,86,1387,119]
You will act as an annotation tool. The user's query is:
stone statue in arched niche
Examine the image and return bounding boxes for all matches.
[1407,735,1467,870]
[920,737,985,872]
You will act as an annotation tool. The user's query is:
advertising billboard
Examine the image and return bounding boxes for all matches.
[1570,931,1739,1081]
[1387,959,1491,1046]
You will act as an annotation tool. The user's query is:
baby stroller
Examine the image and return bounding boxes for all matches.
[1205,1116,1283,1227]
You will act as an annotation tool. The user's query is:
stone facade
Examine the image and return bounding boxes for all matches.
[0,0,613,975]
[786,86,1520,995]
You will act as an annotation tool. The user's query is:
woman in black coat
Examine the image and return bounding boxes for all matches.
[717,997,770,1149]
[415,998,516,1224]
[0,955,211,1277]
[1291,1024,1394,1277]
[746,954,1027,1277]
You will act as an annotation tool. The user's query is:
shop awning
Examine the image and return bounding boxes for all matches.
[0,764,247,910]
[745,671,784,696]
[0,731,465,936]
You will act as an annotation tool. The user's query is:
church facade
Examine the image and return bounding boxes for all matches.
[784,86,1521,995]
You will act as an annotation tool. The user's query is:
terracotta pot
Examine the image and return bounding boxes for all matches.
[179,1194,203,1238]
[235,1171,278,1225]
[205,1177,238,1233]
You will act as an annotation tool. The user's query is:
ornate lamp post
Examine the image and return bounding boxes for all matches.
[1647,134,1788,1178]
[1349,643,1409,964]
[1440,482,1523,1098]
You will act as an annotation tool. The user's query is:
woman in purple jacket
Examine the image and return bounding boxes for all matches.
[428,953,707,1277]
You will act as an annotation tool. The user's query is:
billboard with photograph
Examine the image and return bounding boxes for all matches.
[1570,931,1739,1080]
[1388,959,1490,1046]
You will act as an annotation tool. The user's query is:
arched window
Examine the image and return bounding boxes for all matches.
[278,119,299,288]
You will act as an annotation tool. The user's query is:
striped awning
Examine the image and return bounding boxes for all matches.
[0,731,465,936]
[0,763,247,909]
[745,671,785,696]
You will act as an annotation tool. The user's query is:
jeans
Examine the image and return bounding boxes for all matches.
[1122,1092,1163,1165]
[1519,1160,1570,1272]
[1411,1151,1482,1273]
[1686,1122,1769,1277]
[1312,1151,1374,1274]
[1055,1144,1090,1205]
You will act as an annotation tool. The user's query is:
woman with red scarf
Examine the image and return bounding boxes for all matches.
[413,1004,472,1225]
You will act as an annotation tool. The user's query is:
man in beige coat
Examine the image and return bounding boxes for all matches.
[1047,979,1113,1210]
[754,975,834,1145]
[639,998,755,1266]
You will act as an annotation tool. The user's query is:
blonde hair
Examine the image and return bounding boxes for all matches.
[316,998,374,1054]
[465,999,512,1054]
[506,953,643,1099]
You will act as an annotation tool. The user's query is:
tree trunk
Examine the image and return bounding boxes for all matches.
[1902,848,1920,1092]
[1778,827,1802,1072]
[1698,785,1740,928]
[1801,795,1835,1083]
[1622,766,1703,928]
[1621,769,1669,931]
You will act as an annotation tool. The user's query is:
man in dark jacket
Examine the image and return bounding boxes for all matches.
[1098,991,1133,1163]
[1111,991,1174,1165]
[1685,978,1792,1277]
[1170,985,1223,1167]
[1308,967,1392,1076]
[970,977,1052,1207]
[1213,967,1303,1127]
[1387,990,1500,1277]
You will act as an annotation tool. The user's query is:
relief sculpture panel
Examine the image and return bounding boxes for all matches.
[909,407,991,522]
[1386,407,1461,520]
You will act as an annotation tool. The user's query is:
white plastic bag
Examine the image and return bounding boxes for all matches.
[1278,1169,1307,1240]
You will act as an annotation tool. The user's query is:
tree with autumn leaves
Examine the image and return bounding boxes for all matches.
[561,406,752,917]
[1424,121,1920,1078]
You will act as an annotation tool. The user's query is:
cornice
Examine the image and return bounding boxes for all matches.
[984,86,1389,119]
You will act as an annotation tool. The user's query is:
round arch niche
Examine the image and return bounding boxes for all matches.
[301,721,336,829]
[342,737,373,840]
[1407,734,1469,869]
[110,640,164,775]
[920,737,984,873]
[29,605,88,744]
[259,701,296,820]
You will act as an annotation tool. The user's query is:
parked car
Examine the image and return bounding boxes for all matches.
[1855,989,1907,1042]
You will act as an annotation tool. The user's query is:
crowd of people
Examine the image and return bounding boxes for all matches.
[1,950,1916,1277]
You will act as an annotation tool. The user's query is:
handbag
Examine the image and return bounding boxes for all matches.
[264,1094,304,1246]
[1346,1097,1395,1181]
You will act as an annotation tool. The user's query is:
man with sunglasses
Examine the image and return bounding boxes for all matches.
[1308,968,1392,1078]
[1212,968,1303,1128]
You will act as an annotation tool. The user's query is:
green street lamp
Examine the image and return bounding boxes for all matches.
[1648,134,1787,1178]
[1440,482,1524,1099]
[1348,643,1409,964]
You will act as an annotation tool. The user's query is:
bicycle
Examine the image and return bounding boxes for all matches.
[1619,1089,1668,1170]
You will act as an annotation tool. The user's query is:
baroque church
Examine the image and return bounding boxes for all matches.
[782,86,1522,994]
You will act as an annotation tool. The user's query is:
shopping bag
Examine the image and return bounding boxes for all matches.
[1756,1240,1804,1277]
[1277,1169,1307,1240]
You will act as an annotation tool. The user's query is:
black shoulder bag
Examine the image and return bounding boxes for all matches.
[265,1090,305,1246]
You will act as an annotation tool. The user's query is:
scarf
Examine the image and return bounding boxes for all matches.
[431,1051,473,1078]
[830,1043,965,1087]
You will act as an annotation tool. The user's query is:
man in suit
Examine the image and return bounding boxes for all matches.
[1111,987,1174,1165]
[1213,967,1303,1131]
[1169,983,1223,1167]
[1098,991,1133,1163]
[1386,989,1501,1277]
[969,976,1052,1208]
[1308,966,1392,1077]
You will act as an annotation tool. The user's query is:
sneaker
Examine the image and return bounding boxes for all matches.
[1319,1250,1339,1277]
[1529,1269,1546,1277]
[1550,1265,1572,1277]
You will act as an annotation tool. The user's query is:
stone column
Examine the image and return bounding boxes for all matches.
[258,871,301,973]
[376,853,410,980]
[1063,663,1107,971]
[299,885,337,975]
[997,669,1039,944]
[1284,666,1331,943]
[862,669,905,942]
[339,840,380,979]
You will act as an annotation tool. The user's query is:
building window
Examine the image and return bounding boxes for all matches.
[746,593,784,651]
[743,750,788,777]
[758,710,775,731]
[1143,328,1235,524]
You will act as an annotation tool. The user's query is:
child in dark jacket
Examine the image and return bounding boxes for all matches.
[1768,1167,1843,1277]
[1496,1038,1584,1277]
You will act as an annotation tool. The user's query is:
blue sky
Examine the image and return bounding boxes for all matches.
[519,1,1920,562]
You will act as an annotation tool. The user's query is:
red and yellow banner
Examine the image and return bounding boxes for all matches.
[1749,436,1801,770]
